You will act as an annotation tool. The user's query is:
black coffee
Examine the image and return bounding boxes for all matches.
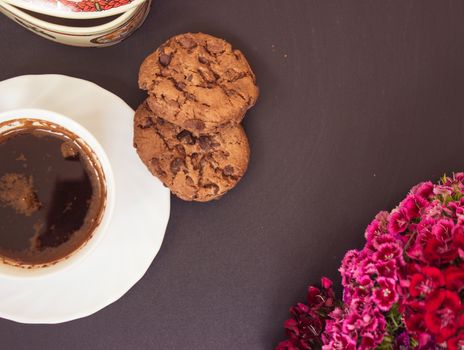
[0,120,106,267]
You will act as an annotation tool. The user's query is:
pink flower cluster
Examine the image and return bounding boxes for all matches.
[278,174,464,350]
[322,210,404,349]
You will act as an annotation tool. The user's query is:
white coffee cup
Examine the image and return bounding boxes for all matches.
[0,108,115,278]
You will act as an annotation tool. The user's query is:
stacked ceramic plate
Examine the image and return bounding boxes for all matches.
[0,0,151,47]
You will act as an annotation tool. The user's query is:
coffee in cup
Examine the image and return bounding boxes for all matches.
[0,118,108,269]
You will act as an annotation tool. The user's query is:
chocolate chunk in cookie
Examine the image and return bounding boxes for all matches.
[134,101,250,202]
[139,32,259,135]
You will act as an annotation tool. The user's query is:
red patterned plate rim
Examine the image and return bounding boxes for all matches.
[3,0,146,19]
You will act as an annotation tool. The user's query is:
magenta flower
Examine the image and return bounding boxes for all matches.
[365,212,390,242]
[399,195,421,220]
[324,299,387,350]
[321,332,356,350]
[359,332,383,350]
[376,259,397,279]
[388,210,409,234]
[406,219,435,261]
[453,172,464,182]
[339,250,359,288]
[432,185,453,198]
[321,277,332,289]
[360,257,378,277]
[365,218,381,242]
[322,308,357,350]
[373,277,398,311]
[369,233,396,250]
[411,181,433,199]
[393,331,411,350]
[423,200,444,219]
[373,242,402,264]
[431,218,454,240]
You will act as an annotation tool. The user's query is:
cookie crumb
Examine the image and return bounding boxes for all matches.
[16,153,26,161]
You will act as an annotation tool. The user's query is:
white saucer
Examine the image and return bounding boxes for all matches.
[0,75,170,324]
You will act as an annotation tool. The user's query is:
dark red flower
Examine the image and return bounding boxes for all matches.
[307,277,335,310]
[276,339,299,350]
[452,224,464,237]
[424,290,462,342]
[446,314,464,350]
[405,313,426,335]
[445,265,464,291]
[453,226,464,259]
[424,238,458,264]
[447,329,464,350]
[283,304,322,349]
[423,220,457,264]
[409,267,444,298]
[416,340,442,350]
[278,278,335,350]
[306,287,322,308]
[401,263,421,289]
[423,220,463,264]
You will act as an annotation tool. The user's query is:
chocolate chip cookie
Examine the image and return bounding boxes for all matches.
[134,101,250,202]
[139,32,259,134]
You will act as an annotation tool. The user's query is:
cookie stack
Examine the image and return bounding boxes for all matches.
[134,33,259,202]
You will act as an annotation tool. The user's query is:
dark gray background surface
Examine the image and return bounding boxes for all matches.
[1,1,464,349]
